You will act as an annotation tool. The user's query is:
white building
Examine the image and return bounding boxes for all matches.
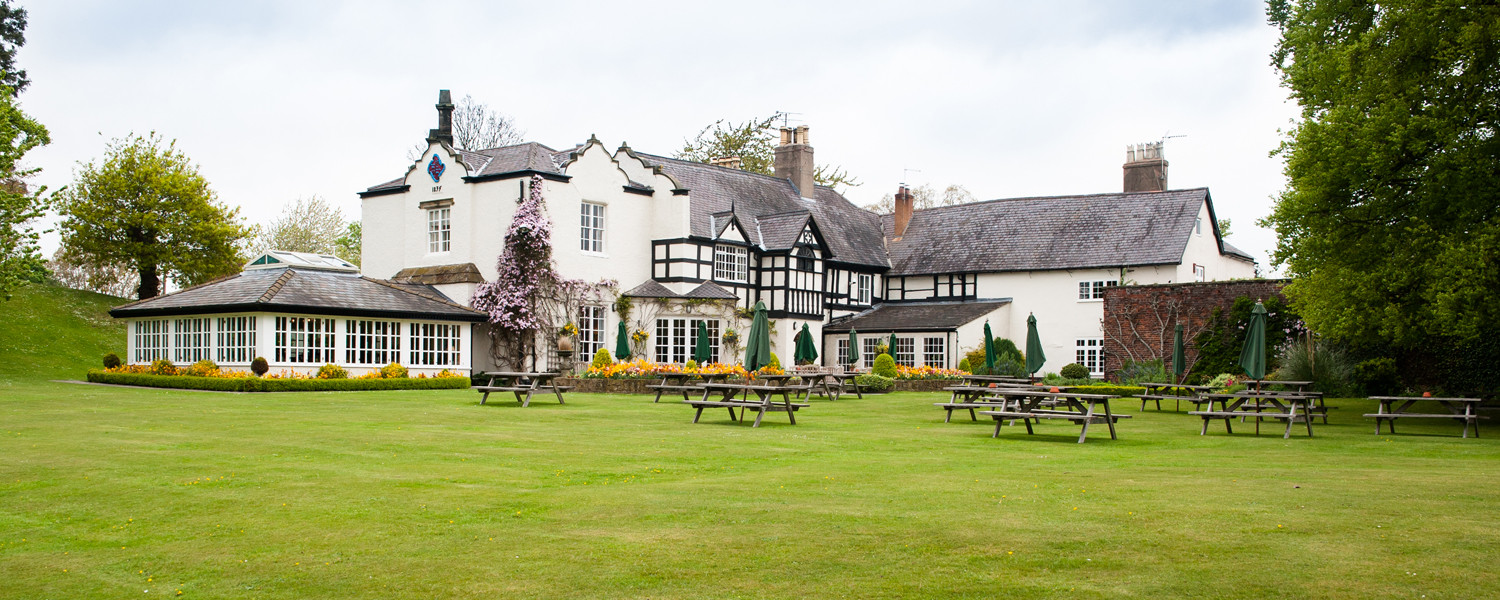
[360,91,1257,375]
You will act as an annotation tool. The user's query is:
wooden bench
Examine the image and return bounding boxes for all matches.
[978,409,1131,441]
[647,384,702,403]
[684,398,809,427]
[1365,396,1487,438]
[1190,396,1316,439]
[933,400,1013,422]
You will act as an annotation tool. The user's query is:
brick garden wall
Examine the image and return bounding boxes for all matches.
[1100,279,1288,381]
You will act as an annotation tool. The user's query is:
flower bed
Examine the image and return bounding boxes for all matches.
[893,365,966,380]
[87,365,469,392]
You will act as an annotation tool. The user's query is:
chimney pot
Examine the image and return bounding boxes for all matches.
[1122,141,1168,192]
[894,185,915,238]
[774,126,815,197]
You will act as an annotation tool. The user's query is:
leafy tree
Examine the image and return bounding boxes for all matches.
[334,220,361,267]
[676,114,862,191]
[0,86,46,299]
[56,133,250,299]
[46,244,137,298]
[865,183,976,214]
[1262,1,1500,347]
[0,0,28,93]
[251,195,349,258]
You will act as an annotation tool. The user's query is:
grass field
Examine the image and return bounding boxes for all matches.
[2,283,1498,598]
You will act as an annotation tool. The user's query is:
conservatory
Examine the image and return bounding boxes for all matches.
[108,251,487,377]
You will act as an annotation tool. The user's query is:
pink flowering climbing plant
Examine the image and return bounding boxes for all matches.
[471,175,560,365]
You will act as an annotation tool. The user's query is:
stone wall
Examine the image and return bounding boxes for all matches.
[1100,279,1288,380]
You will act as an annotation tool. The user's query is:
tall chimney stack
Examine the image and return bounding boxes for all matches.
[428,89,455,146]
[774,125,815,198]
[1122,141,1168,192]
[893,184,915,238]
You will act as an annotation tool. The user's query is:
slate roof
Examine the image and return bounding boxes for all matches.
[822,300,1012,333]
[622,280,677,298]
[684,281,738,299]
[363,143,564,194]
[883,188,1246,276]
[635,153,889,268]
[109,268,488,321]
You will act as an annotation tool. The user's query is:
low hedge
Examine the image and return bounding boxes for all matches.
[86,371,470,392]
[1055,384,1146,397]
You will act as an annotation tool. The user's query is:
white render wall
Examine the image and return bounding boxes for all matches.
[124,314,473,377]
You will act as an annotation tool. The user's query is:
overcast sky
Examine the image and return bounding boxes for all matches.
[21,0,1298,273]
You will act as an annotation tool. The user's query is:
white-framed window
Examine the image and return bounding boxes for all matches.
[862,338,881,368]
[1195,216,1203,235]
[428,207,451,253]
[836,338,850,366]
[580,202,605,253]
[578,306,606,359]
[924,337,946,368]
[133,319,171,363]
[653,318,719,364]
[275,316,336,364]
[1193,264,1207,282]
[216,316,256,364]
[1078,280,1118,301]
[345,319,401,365]
[1076,338,1103,376]
[893,337,915,367]
[173,317,212,363]
[410,322,462,366]
[714,244,748,283]
[857,273,873,304]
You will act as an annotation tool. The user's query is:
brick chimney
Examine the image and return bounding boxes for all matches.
[893,185,915,238]
[774,126,815,197]
[1122,141,1168,192]
[428,89,454,146]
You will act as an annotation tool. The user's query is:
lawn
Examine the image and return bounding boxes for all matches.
[2,379,1498,599]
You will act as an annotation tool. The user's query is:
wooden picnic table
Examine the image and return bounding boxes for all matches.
[789,366,850,401]
[961,374,1034,386]
[1136,382,1216,412]
[936,382,1043,422]
[1248,380,1314,392]
[687,374,811,427]
[647,371,729,403]
[1366,396,1487,438]
[476,371,571,407]
[976,390,1130,443]
[1193,392,1318,439]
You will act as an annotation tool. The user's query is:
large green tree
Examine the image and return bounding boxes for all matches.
[0,83,47,299]
[676,114,861,191]
[57,133,250,299]
[1263,1,1500,347]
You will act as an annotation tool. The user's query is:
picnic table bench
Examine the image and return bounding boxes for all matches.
[935,382,1041,422]
[1136,383,1216,412]
[977,390,1130,443]
[476,371,571,407]
[1193,393,1318,439]
[688,374,812,427]
[1366,396,1487,438]
[647,371,729,403]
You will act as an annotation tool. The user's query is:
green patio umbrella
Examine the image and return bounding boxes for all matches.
[693,321,712,364]
[887,333,899,358]
[1238,300,1268,383]
[1172,323,1186,384]
[1024,313,1046,375]
[791,327,807,364]
[614,321,631,361]
[796,323,818,365]
[743,301,771,371]
[846,329,859,367]
[982,321,997,372]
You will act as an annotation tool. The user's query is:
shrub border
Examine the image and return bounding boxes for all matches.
[86,371,470,392]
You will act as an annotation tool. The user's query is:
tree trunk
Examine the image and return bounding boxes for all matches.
[137,264,160,299]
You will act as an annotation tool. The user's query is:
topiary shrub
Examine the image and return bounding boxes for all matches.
[380,363,408,379]
[992,356,1028,378]
[872,353,897,378]
[102,353,122,369]
[317,363,349,379]
[1059,362,1091,379]
[957,358,971,373]
[251,357,269,377]
[684,359,699,371]
[854,373,894,393]
[150,358,177,376]
[990,337,1024,363]
[591,348,613,369]
[768,352,781,370]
